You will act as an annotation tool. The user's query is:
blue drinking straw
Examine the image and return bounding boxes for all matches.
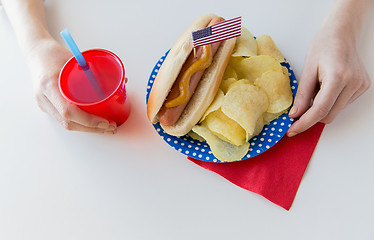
[60,29,106,99]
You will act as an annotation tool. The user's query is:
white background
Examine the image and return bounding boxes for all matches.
[1,0,374,239]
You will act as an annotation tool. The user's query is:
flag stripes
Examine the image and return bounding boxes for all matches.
[192,16,241,48]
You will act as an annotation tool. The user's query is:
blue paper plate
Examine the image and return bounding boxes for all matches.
[146,50,298,163]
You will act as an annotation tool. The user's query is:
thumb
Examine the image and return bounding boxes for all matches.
[289,58,318,119]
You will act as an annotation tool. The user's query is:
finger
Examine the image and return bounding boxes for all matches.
[320,86,354,123]
[61,120,117,134]
[287,81,343,137]
[322,70,371,122]
[348,86,368,105]
[44,82,116,130]
[34,90,50,114]
[289,57,319,118]
[39,93,116,133]
[347,73,371,105]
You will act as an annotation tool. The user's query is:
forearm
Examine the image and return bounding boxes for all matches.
[325,0,374,42]
[1,0,53,57]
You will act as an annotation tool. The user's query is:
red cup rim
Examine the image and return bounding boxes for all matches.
[58,48,125,107]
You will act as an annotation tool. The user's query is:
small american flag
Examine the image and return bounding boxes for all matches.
[192,16,241,48]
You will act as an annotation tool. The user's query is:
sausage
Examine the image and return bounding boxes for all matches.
[158,17,225,126]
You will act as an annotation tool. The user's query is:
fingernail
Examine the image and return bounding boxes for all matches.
[107,123,117,131]
[289,106,297,116]
[105,128,117,134]
[287,131,296,137]
[97,121,109,129]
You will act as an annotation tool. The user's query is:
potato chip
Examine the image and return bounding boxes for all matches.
[231,78,253,86]
[221,83,269,140]
[192,124,249,162]
[263,110,288,125]
[282,66,290,77]
[256,34,285,62]
[223,78,253,94]
[231,27,257,57]
[220,78,237,94]
[229,56,245,67]
[228,57,245,79]
[253,115,265,137]
[200,89,224,122]
[254,70,293,113]
[187,131,205,142]
[204,109,246,146]
[223,64,238,80]
[235,55,283,82]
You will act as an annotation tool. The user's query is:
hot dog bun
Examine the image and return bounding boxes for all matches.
[147,14,236,136]
[147,14,216,123]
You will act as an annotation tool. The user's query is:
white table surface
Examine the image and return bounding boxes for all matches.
[1,0,374,239]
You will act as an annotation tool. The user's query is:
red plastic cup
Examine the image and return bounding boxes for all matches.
[59,49,131,126]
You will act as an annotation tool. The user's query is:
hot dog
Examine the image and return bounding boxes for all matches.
[158,17,224,126]
[147,14,236,136]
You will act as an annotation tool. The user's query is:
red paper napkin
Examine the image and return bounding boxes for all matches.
[188,122,325,210]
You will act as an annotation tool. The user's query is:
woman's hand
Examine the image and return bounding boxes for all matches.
[26,39,117,133]
[287,0,372,137]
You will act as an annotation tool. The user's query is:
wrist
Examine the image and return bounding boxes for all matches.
[21,28,55,57]
[324,0,374,42]
[2,0,52,55]
[24,36,58,61]
[320,13,358,46]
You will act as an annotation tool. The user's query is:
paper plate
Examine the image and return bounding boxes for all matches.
[146,49,298,163]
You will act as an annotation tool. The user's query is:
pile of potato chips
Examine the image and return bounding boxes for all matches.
[190,27,293,162]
